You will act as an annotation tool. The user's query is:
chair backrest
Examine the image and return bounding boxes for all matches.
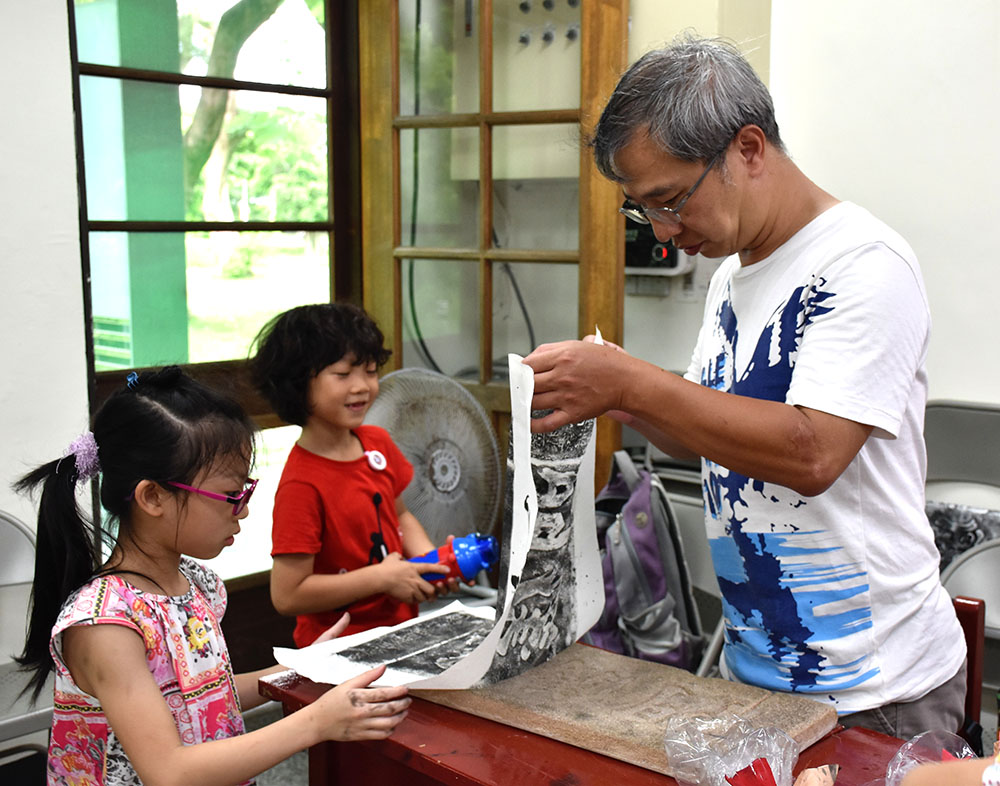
[925,400,1000,509]
[0,511,34,588]
[0,511,36,666]
[0,511,50,753]
[941,539,1000,637]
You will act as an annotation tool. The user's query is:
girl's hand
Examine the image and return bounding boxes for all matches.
[312,664,411,742]
[377,553,442,604]
[313,613,350,645]
[434,575,462,597]
[432,535,463,597]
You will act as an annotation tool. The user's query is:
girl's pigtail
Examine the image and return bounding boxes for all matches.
[13,367,256,703]
[14,448,102,702]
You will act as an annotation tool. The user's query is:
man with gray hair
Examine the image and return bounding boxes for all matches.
[524,35,966,740]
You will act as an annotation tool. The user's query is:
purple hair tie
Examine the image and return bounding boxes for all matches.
[65,431,101,481]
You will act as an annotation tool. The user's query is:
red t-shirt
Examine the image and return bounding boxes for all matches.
[271,425,418,645]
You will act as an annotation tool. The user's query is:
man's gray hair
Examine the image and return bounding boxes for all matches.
[591,34,784,182]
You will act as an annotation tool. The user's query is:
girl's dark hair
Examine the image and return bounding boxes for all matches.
[248,302,391,426]
[14,366,256,701]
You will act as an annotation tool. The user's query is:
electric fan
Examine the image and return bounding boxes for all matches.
[364,368,502,546]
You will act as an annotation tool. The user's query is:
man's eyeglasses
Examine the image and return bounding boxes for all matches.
[619,152,722,226]
[168,478,258,515]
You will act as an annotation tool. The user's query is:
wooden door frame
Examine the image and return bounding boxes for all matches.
[358,0,628,490]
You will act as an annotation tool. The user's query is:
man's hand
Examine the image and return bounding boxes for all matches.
[523,340,628,432]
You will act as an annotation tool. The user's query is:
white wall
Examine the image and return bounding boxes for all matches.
[623,1,1000,408]
[623,1,770,374]
[0,0,89,527]
[769,0,1000,405]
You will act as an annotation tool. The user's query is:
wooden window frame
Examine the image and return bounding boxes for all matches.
[70,1,363,420]
[358,0,628,486]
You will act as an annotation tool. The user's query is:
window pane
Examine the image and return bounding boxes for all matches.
[492,124,579,251]
[89,231,330,369]
[399,0,479,115]
[493,178,578,252]
[492,261,578,381]
[400,127,479,248]
[492,0,580,112]
[81,77,329,223]
[74,0,327,89]
[205,425,301,580]
[401,258,480,379]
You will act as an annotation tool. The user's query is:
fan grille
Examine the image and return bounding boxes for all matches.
[365,369,501,545]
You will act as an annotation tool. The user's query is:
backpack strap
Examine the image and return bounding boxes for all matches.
[613,449,642,493]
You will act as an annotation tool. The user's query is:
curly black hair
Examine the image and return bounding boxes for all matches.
[248,303,391,426]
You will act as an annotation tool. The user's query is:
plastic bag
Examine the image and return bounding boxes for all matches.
[663,713,800,786]
[882,729,976,786]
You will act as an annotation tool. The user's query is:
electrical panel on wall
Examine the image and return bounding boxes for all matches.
[625,221,701,297]
[451,0,582,181]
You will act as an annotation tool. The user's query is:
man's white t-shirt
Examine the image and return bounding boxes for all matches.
[685,201,964,714]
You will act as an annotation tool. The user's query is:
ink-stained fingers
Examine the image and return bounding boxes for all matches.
[367,697,411,718]
[347,688,411,713]
[353,711,409,739]
[357,685,409,705]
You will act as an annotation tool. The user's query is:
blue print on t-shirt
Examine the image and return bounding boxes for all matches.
[700,277,877,695]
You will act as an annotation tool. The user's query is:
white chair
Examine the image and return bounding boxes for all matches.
[924,400,1000,636]
[925,400,1000,510]
[941,540,1000,640]
[0,510,51,772]
[925,401,1000,746]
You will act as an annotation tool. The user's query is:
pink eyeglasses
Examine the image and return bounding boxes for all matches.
[168,478,258,515]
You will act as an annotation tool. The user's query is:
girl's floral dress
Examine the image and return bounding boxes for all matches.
[47,558,250,785]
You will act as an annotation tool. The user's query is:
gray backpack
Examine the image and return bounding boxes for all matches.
[583,450,705,670]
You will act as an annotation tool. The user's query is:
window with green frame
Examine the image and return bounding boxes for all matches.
[70,0,361,578]
[71,0,360,376]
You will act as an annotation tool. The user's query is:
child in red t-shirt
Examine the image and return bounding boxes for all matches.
[250,303,454,645]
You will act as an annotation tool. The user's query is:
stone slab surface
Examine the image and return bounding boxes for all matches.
[414,644,837,778]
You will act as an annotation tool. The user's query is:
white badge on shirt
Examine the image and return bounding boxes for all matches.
[365,450,387,471]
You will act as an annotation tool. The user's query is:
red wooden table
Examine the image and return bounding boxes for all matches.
[260,672,904,786]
